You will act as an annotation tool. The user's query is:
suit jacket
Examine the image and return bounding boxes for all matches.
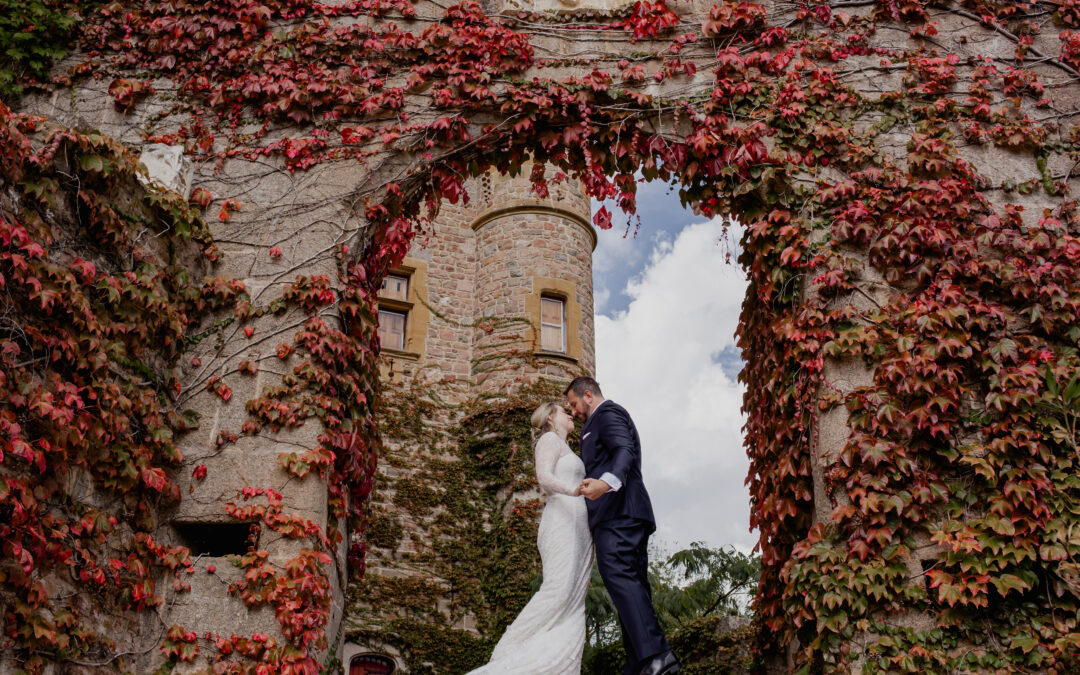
[580,400,655,531]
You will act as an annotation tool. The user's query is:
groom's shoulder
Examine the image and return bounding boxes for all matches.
[596,399,631,421]
[602,399,623,412]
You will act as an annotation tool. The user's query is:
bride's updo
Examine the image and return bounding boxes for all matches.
[531,401,561,445]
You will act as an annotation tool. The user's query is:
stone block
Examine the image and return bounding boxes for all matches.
[165,566,280,642]
[172,436,329,528]
[138,143,190,196]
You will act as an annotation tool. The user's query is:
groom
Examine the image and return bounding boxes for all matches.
[566,376,679,675]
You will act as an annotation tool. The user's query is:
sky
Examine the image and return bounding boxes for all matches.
[591,181,756,554]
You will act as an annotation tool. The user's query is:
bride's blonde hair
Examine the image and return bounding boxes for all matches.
[530,401,562,446]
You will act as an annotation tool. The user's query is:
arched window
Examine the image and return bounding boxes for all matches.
[349,653,396,675]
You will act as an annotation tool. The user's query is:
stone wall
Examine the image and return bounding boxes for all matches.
[343,164,595,671]
[8,9,605,667]
[7,0,1080,672]
[12,77,367,675]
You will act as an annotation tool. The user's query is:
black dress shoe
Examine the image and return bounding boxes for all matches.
[638,650,680,675]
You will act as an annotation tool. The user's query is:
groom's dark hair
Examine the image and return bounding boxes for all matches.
[564,376,603,398]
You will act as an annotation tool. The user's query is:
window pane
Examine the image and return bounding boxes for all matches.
[541,324,564,352]
[380,274,409,301]
[541,297,564,324]
[378,310,406,350]
[540,297,565,352]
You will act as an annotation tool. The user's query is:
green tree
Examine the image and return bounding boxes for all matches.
[583,543,761,674]
[653,542,761,629]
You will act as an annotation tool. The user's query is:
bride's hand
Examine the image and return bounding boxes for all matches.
[578,478,611,500]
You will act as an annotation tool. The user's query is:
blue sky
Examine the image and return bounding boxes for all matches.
[591,183,755,554]
[591,180,707,315]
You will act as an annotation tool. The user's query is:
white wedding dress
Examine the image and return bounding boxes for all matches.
[467,431,593,674]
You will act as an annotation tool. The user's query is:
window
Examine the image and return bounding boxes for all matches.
[378,309,407,351]
[350,653,396,675]
[381,274,408,301]
[173,522,254,557]
[378,273,411,352]
[527,278,582,363]
[540,296,566,353]
[375,259,430,362]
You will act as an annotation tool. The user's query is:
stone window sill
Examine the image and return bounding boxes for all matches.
[535,350,578,365]
[381,348,421,361]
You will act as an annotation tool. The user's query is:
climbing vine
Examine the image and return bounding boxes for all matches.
[0,102,217,671]
[1,0,1079,672]
[0,0,98,100]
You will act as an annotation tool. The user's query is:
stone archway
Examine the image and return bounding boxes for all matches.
[2,0,1080,672]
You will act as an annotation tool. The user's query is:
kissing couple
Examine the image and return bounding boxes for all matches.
[467,376,680,675]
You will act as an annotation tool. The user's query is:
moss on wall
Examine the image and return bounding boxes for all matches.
[346,377,572,673]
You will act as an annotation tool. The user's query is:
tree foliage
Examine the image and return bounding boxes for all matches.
[584,543,760,673]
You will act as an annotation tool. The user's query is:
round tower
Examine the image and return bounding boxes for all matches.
[470,166,596,392]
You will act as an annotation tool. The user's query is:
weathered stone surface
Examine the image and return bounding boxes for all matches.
[165,565,280,643]
[10,0,1080,671]
[138,143,190,195]
[171,439,329,527]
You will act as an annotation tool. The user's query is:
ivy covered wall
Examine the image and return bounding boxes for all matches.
[2,0,1080,673]
[347,377,568,673]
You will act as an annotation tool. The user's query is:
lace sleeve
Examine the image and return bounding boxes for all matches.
[534,433,578,496]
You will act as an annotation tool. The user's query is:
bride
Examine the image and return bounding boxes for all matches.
[467,401,594,674]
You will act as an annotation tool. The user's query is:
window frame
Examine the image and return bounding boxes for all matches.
[539,295,567,354]
[526,277,584,364]
[375,260,429,361]
[380,273,409,302]
[377,307,408,351]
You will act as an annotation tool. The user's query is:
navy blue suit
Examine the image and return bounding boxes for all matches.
[581,400,671,672]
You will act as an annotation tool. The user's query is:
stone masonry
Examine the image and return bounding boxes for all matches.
[9,0,1080,672]
[343,165,596,670]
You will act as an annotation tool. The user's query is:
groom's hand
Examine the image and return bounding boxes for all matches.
[578,478,611,500]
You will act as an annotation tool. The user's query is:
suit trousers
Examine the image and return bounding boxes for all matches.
[593,517,670,673]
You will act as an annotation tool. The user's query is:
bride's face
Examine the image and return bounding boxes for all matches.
[550,406,574,435]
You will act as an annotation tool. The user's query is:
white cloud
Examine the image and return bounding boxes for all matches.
[591,179,706,316]
[594,216,755,553]
[592,224,645,315]
[593,286,611,315]
[593,220,644,275]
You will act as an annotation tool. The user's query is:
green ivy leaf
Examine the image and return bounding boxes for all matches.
[78,153,104,173]
[989,573,1030,596]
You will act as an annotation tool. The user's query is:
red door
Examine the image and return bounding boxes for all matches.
[349,654,395,675]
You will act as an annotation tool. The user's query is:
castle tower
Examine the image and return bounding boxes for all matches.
[342,166,596,671]
[371,167,595,395]
[470,170,596,389]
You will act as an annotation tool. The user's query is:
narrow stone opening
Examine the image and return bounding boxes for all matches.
[920,559,937,595]
[173,522,254,557]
